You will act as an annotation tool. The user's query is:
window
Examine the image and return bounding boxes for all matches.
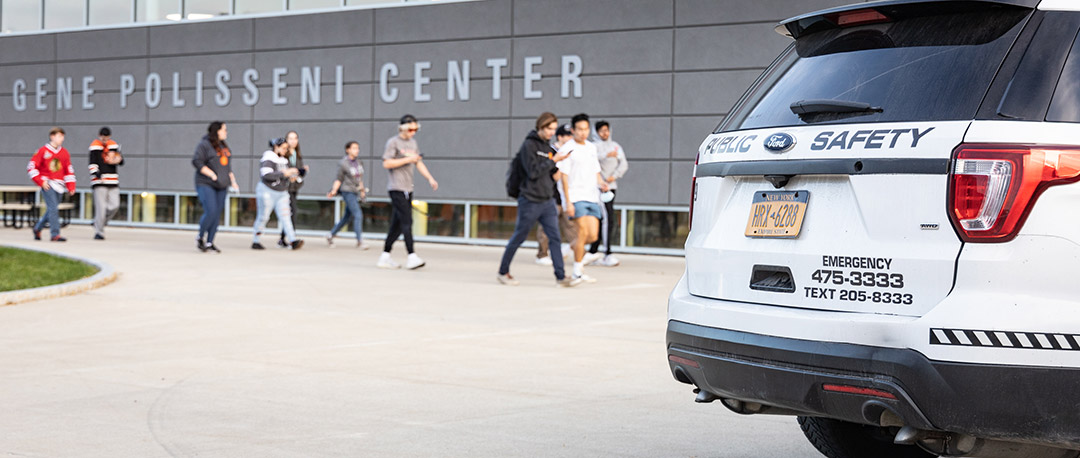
[133,193,176,223]
[470,204,516,240]
[185,0,230,18]
[420,202,464,237]
[3,1,41,32]
[723,8,1029,132]
[137,0,178,22]
[627,210,688,249]
[89,0,133,25]
[1047,18,1080,123]
[45,0,84,29]
[294,198,335,231]
[235,0,282,15]
[289,0,341,10]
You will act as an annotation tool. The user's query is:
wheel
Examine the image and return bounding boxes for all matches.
[798,416,937,458]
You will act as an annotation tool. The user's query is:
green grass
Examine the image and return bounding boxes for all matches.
[0,247,99,293]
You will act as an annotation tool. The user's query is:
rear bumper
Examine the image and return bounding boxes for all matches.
[667,320,1080,448]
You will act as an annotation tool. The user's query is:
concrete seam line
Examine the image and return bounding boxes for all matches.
[0,243,119,307]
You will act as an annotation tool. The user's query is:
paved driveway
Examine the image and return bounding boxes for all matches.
[0,226,821,457]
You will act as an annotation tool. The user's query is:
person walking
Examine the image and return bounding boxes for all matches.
[88,127,123,240]
[497,112,580,287]
[557,113,609,283]
[252,137,304,250]
[27,127,76,242]
[377,114,438,270]
[588,120,628,267]
[192,121,238,253]
[326,140,369,249]
[278,130,308,248]
[536,123,577,265]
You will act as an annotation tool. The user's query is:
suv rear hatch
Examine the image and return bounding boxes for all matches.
[685,2,1033,317]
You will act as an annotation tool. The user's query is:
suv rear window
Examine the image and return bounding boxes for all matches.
[721,8,1030,132]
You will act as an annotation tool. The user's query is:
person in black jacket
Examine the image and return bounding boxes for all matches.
[497,112,581,287]
[192,121,238,253]
[278,130,308,248]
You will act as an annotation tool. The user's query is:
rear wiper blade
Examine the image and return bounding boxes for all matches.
[790,99,883,116]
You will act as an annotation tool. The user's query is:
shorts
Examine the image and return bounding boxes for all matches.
[572,201,603,220]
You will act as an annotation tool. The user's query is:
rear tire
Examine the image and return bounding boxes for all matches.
[798,416,937,458]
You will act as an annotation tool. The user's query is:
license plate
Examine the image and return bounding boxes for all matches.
[745,191,809,238]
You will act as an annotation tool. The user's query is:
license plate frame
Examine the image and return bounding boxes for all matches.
[744,190,810,238]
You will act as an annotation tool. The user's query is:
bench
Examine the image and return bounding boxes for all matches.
[0,202,34,229]
[0,186,39,230]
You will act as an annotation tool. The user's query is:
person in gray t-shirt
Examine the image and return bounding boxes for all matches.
[377,114,439,270]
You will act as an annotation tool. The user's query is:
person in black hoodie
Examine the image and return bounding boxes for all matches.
[278,130,308,248]
[496,112,581,287]
[192,121,238,253]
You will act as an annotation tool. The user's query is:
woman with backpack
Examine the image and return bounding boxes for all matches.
[495,112,579,288]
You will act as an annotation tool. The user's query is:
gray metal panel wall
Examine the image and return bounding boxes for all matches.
[0,0,860,205]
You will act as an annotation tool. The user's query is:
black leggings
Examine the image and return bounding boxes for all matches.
[384,190,414,254]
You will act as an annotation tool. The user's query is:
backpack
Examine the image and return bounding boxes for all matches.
[505,150,524,198]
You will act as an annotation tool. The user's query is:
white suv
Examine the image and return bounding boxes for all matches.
[668,1,1080,457]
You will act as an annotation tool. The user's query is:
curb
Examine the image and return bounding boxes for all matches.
[0,244,118,306]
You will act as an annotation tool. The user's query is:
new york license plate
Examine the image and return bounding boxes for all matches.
[745,191,809,238]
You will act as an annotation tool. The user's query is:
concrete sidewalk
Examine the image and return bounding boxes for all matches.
[0,225,819,457]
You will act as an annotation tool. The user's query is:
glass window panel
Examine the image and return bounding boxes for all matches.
[627,210,688,249]
[294,198,335,231]
[230,196,275,228]
[111,193,130,221]
[133,193,176,224]
[89,0,133,25]
[289,0,341,10]
[185,0,229,18]
[362,201,392,234]
[179,195,226,225]
[2,2,41,33]
[469,204,517,240]
[45,0,83,29]
[346,0,391,6]
[421,202,464,237]
[235,0,282,15]
[138,0,179,22]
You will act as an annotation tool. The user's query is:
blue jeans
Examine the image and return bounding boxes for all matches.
[196,185,227,243]
[499,197,565,280]
[330,191,363,240]
[34,189,62,238]
[253,182,295,243]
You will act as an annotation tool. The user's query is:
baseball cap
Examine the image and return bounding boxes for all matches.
[555,124,572,137]
[269,137,287,148]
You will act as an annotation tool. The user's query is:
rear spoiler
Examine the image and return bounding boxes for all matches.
[776,0,1039,39]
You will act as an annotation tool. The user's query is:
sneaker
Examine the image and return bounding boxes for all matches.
[291,239,305,250]
[535,256,553,266]
[94,234,105,240]
[575,273,598,284]
[557,276,583,287]
[583,252,604,265]
[277,238,288,248]
[207,244,221,253]
[406,253,426,270]
[357,241,371,250]
[196,238,207,252]
[496,273,520,286]
[33,229,41,241]
[377,252,401,269]
[326,233,335,247]
[251,242,265,250]
[50,236,67,242]
[595,254,621,267]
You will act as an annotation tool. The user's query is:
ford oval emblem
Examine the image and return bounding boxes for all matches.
[764,133,796,153]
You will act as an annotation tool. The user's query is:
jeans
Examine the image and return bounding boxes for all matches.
[499,197,565,280]
[383,190,414,254]
[34,189,62,238]
[330,191,363,241]
[92,186,120,236]
[590,189,616,256]
[196,185,227,243]
[253,182,295,243]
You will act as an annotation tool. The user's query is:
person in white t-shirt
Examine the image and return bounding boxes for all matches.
[556,113,609,283]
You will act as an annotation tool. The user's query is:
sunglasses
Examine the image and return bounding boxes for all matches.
[407,128,419,133]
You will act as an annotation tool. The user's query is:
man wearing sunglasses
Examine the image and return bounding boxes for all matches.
[378,114,439,270]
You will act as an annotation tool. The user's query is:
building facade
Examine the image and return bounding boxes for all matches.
[0,0,858,253]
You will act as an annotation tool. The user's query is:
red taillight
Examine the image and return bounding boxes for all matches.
[822,384,896,400]
[948,145,1080,242]
[689,153,699,230]
[826,9,890,27]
